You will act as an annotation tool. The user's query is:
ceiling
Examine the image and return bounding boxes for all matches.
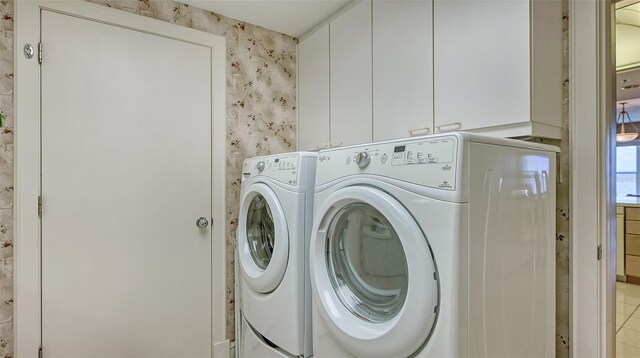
[616,2,640,70]
[617,69,640,121]
[618,68,640,101]
[182,0,352,37]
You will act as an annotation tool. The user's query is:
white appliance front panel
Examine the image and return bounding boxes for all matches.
[309,185,439,357]
[241,316,293,358]
[316,135,459,190]
[243,154,301,186]
[238,183,312,357]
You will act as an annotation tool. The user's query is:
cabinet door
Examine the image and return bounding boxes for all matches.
[298,24,330,151]
[433,0,530,132]
[373,0,433,141]
[627,255,640,277]
[618,213,625,277]
[330,0,373,146]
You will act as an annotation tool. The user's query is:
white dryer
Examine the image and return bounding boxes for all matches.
[237,152,317,358]
[309,133,558,357]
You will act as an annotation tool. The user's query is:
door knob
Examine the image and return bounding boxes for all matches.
[196,217,209,228]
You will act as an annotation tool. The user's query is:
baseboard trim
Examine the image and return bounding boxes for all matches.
[626,275,640,285]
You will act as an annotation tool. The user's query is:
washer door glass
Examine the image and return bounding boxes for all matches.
[326,203,408,323]
[246,194,275,270]
[238,183,289,293]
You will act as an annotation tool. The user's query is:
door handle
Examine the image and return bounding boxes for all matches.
[196,217,209,228]
[316,141,342,150]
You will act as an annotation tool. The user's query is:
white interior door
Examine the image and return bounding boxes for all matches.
[41,10,213,357]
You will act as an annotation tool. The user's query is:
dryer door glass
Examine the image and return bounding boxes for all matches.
[246,193,275,269]
[326,203,408,323]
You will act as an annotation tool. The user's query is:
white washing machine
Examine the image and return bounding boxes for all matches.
[309,133,558,357]
[237,152,317,358]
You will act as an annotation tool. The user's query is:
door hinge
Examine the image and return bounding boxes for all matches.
[597,244,603,261]
[38,195,42,217]
[38,42,42,64]
[38,346,43,358]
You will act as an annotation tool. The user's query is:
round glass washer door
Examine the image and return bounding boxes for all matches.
[238,183,289,293]
[309,186,439,358]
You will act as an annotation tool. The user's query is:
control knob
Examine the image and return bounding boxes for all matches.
[256,161,266,172]
[355,151,371,169]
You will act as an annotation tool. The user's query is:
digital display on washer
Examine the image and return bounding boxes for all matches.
[394,146,406,153]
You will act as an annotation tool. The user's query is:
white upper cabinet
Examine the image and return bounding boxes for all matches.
[297,0,563,149]
[433,0,563,138]
[330,0,373,147]
[373,0,433,141]
[298,24,330,151]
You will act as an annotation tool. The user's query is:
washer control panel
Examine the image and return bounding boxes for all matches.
[242,154,300,185]
[316,136,458,190]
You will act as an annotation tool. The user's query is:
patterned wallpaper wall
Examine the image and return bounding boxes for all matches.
[0,1,15,355]
[556,1,570,355]
[0,1,572,358]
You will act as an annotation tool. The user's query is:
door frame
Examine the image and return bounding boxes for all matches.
[568,0,615,356]
[14,1,227,356]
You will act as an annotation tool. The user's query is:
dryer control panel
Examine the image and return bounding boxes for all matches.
[390,140,455,166]
[242,154,300,185]
[316,136,459,190]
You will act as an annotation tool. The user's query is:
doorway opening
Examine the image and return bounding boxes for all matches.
[612,1,640,355]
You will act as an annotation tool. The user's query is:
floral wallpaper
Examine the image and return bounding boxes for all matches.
[0,0,14,356]
[0,1,574,358]
[556,1,570,355]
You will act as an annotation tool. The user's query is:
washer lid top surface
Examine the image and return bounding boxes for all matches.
[238,182,289,293]
[310,185,439,357]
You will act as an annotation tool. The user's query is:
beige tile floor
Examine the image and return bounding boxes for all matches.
[617,282,640,357]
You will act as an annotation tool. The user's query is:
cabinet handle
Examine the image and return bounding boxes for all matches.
[316,141,342,151]
[435,122,462,133]
[408,127,431,137]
